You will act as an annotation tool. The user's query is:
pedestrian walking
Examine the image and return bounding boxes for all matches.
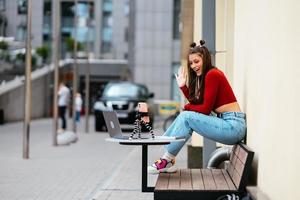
[75,93,83,122]
[58,82,70,131]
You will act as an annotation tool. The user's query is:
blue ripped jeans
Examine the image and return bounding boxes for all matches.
[163,111,246,156]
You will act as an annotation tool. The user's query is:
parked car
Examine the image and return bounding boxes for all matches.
[94,82,155,131]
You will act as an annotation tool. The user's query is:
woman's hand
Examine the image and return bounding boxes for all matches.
[175,67,186,87]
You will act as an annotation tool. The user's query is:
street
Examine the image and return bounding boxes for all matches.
[0,116,187,200]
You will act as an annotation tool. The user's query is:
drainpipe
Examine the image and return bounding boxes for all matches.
[207,146,232,169]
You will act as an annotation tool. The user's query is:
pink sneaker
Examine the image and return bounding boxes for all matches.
[147,158,177,174]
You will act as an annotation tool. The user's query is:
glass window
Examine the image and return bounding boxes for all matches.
[88,2,94,19]
[103,83,147,98]
[124,27,128,42]
[77,3,88,18]
[173,0,181,39]
[171,63,181,101]
[61,17,73,29]
[17,25,26,41]
[103,13,113,27]
[43,1,51,42]
[103,0,112,12]
[124,0,129,16]
[61,2,74,17]
[101,42,111,53]
[18,0,27,14]
[101,0,113,53]
[102,27,112,42]
[0,0,5,11]
[43,1,51,15]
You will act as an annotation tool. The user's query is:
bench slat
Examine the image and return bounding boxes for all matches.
[228,154,237,177]
[180,169,192,190]
[232,168,242,188]
[155,173,170,190]
[238,146,248,164]
[191,169,204,190]
[211,169,229,190]
[236,145,241,156]
[201,169,217,190]
[221,169,236,190]
[235,156,244,176]
[168,171,181,190]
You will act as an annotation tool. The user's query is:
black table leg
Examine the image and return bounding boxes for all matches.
[142,144,154,192]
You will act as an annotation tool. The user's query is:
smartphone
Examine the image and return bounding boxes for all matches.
[138,102,150,123]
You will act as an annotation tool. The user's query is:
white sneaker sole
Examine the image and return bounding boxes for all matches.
[147,165,178,174]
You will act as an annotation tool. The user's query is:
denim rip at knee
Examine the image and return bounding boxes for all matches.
[163,111,246,156]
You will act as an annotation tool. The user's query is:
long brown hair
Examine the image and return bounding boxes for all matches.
[187,40,215,104]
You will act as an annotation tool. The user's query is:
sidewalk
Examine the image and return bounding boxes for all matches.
[0,116,187,200]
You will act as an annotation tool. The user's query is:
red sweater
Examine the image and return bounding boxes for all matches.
[180,68,237,115]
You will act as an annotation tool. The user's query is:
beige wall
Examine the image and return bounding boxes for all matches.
[215,0,235,83]
[233,0,300,199]
[191,0,203,146]
[192,0,300,199]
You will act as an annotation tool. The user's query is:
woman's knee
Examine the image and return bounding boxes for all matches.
[178,111,192,120]
[175,111,193,128]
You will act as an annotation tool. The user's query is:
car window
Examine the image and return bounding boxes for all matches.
[138,86,148,98]
[103,83,148,98]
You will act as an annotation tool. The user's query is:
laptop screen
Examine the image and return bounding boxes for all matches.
[102,111,124,138]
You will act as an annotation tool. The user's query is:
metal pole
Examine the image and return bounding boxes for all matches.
[72,0,78,133]
[94,0,101,58]
[23,0,32,159]
[52,0,61,146]
[202,0,217,167]
[85,3,90,133]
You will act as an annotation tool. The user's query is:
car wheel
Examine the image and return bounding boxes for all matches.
[101,124,107,132]
[95,122,107,132]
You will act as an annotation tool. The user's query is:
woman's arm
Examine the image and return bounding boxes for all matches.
[180,85,190,100]
[175,67,190,100]
[184,70,220,115]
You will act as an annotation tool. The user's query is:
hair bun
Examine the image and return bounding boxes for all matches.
[190,42,197,48]
[199,40,205,46]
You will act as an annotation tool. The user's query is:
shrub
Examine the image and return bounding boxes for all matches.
[36,45,49,62]
[66,37,84,53]
[0,41,8,51]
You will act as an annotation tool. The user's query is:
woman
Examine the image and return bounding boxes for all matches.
[148,40,246,174]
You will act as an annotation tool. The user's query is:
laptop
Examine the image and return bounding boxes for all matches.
[103,111,130,140]
[103,111,155,140]
[103,111,186,142]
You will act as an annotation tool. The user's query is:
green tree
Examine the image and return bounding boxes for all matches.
[66,37,84,53]
[0,41,9,61]
[36,45,49,63]
[0,41,8,51]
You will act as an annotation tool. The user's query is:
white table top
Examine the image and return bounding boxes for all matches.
[105,136,185,144]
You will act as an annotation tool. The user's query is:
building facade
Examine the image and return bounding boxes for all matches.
[3,0,43,47]
[129,0,181,100]
[1,0,181,100]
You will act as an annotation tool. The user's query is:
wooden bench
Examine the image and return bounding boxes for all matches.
[154,143,254,200]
